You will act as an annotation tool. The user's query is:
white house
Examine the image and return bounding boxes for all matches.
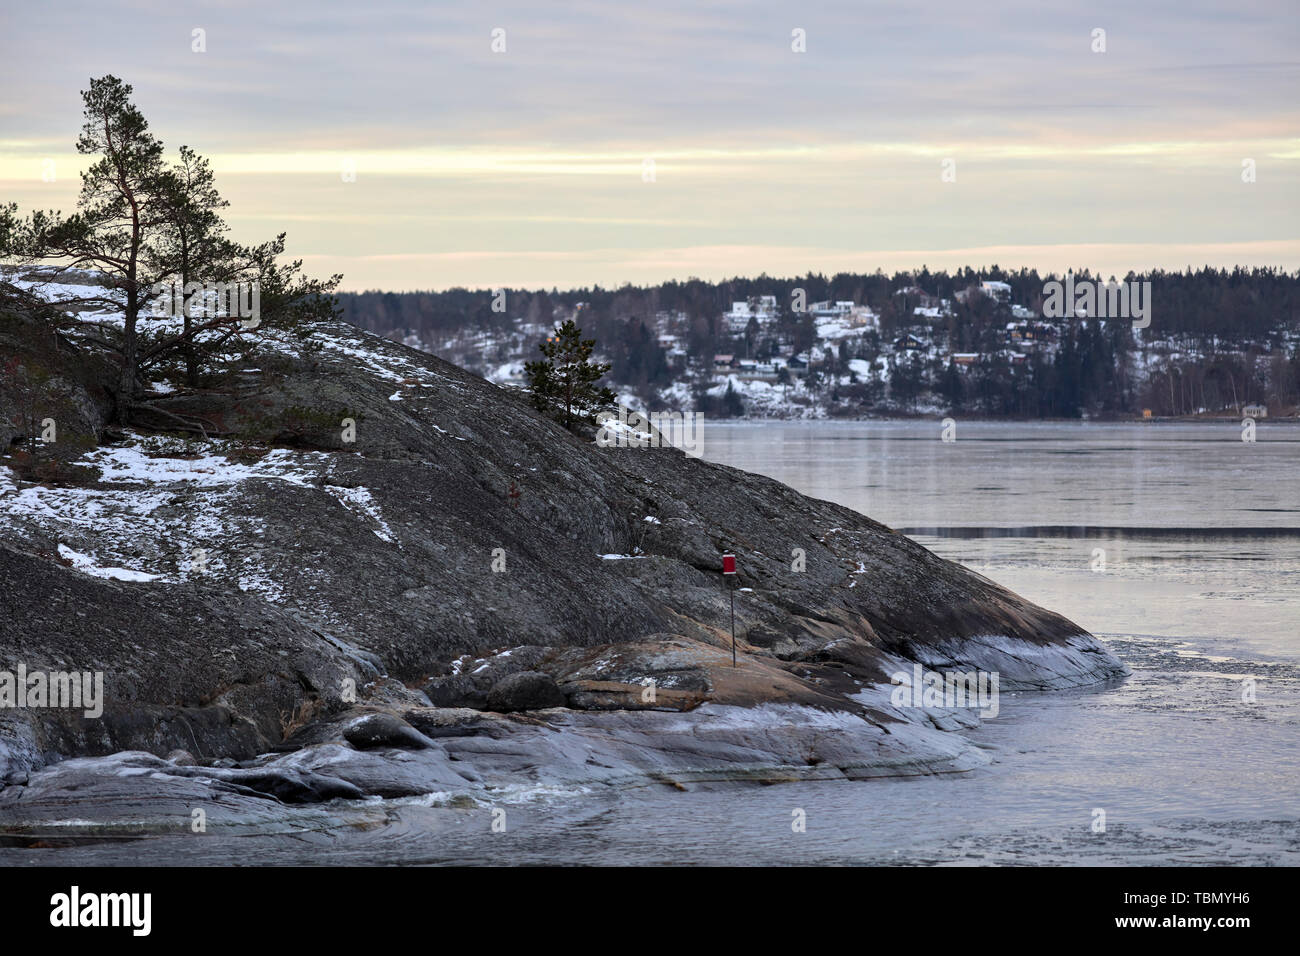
[810,300,853,318]
[723,295,778,333]
[980,280,1012,302]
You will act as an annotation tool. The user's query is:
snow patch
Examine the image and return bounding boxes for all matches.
[57,544,160,583]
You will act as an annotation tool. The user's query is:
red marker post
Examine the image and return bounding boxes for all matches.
[722,552,737,667]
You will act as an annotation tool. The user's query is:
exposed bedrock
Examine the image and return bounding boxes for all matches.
[1,310,1127,801]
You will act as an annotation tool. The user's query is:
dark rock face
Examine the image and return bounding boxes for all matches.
[486,671,566,712]
[421,645,553,709]
[0,544,365,778]
[0,306,115,453]
[0,307,1128,795]
[422,675,489,710]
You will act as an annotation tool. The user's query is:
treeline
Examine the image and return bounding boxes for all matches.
[338,266,1300,417]
[340,266,1300,343]
[867,323,1297,418]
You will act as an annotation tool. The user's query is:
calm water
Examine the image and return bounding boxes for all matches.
[11,422,1300,865]
[703,420,1300,656]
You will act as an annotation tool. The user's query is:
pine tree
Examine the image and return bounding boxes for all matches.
[0,75,341,428]
[525,320,615,429]
[149,145,230,387]
[7,76,170,421]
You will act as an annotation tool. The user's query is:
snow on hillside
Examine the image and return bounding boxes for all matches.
[0,433,398,598]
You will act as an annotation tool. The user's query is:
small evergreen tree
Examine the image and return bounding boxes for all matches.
[525,319,615,429]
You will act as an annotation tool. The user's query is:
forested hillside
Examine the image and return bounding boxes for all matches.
[338,267,1300,419]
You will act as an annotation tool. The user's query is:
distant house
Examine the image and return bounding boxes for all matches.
[734,359,778,381]
[894,334,926,352]
[952,353,979,366]
[660,335,688,367]
[713,354,735,368]
[1006,321,1051,347]
[980,280,1012,302]
[723,295,778,333]
[848,305,880,328]
[956,281,1012,305]
[1242,404,1267,418]
[810,300,855,319]
[894,286,940,309]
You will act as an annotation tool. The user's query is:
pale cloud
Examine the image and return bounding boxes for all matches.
[295,240,1300,292]
[2,0,1297,289]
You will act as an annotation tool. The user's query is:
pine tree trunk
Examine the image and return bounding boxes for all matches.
[181,238,198,387]
[117,291,138,425]
[185,310,197,386]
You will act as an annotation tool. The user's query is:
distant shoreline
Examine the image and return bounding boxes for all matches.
[697,413,1300,425]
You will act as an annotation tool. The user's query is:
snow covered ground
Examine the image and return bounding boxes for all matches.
[0,433,398,599]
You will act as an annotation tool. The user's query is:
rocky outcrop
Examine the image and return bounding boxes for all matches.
[342,713,435,751]
[0,302,113,455]
[486,672,566,712]
[0,293,1127,819]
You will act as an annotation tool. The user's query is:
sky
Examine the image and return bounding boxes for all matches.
[1,0,1297,291]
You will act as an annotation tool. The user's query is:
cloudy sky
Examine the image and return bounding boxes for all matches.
[1,0,1297,290]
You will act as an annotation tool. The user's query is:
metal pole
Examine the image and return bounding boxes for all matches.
[730,579,736,667]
